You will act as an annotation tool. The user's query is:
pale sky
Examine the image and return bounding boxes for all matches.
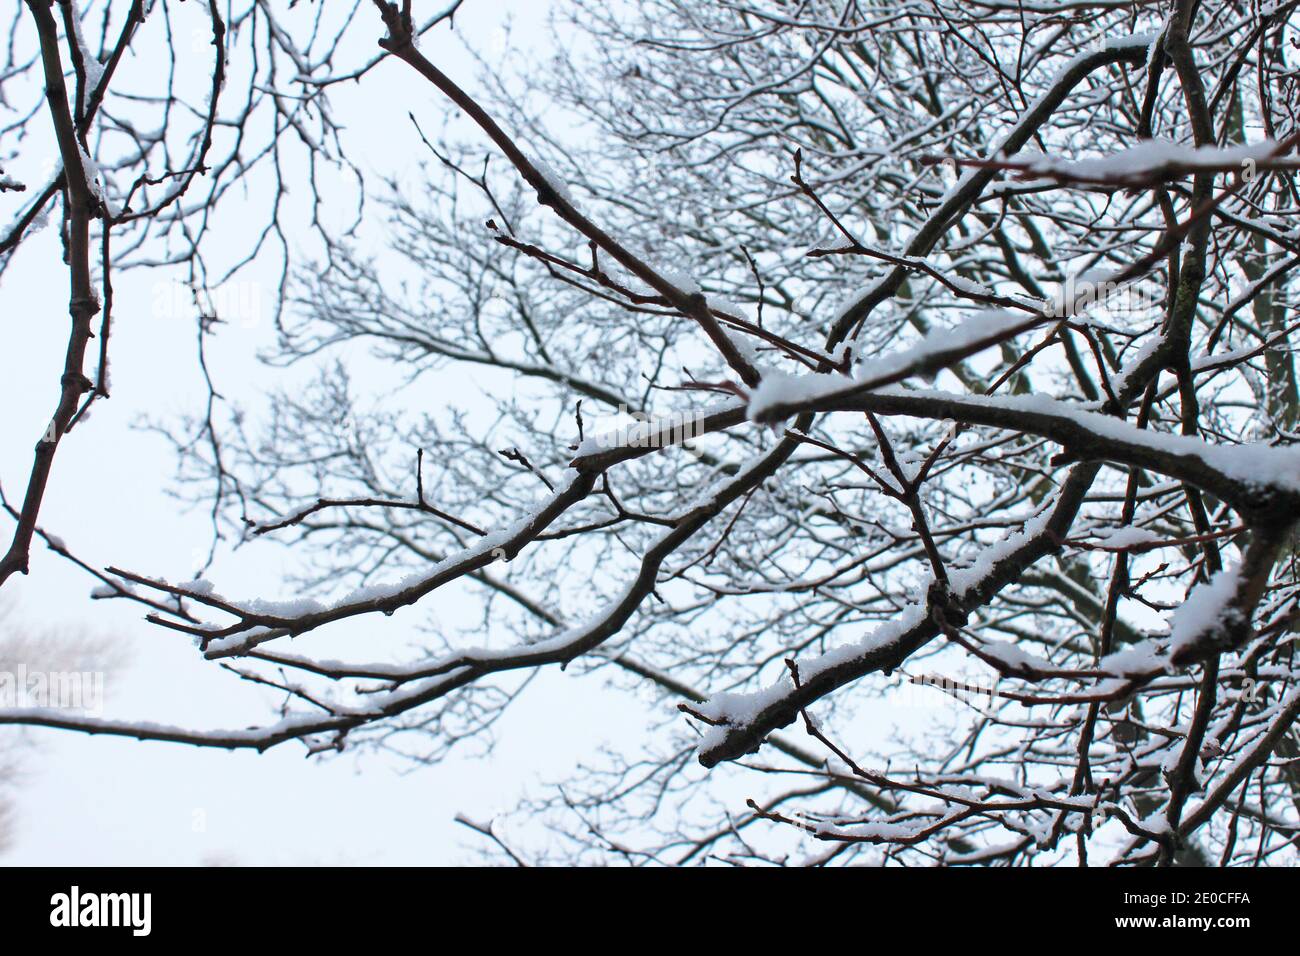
[0,0,665,866]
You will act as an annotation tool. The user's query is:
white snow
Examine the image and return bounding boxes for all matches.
[1007,139,1286,184]
[74,141,115,216]
[1168,564,1243,654]
[1099,640,1168,677]
[876,387,1300,497]
[530,155,579,211]
[1093,526,1162,549]
[1110,333,1166,393]
[979,639,1052,674]
[749,309,1037,422]
[68,0,105,93]
[949,508,1053,599]
[658,265,701,296]
[747,369,856,422]
[572,398,740,457]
